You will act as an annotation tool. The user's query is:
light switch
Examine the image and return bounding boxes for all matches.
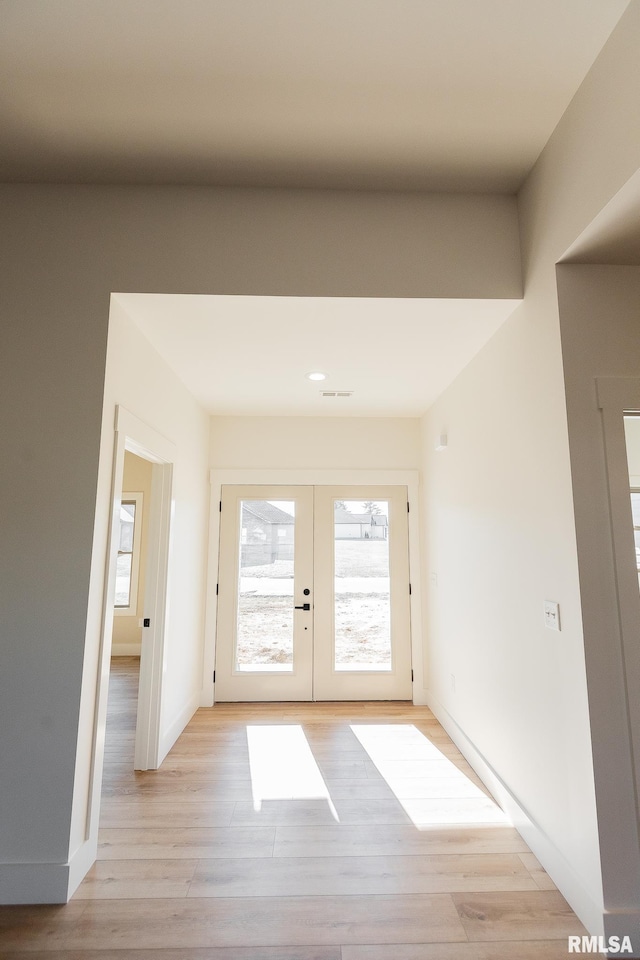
[544,601,561,631]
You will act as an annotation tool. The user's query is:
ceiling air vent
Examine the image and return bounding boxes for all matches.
[321,390,353,398]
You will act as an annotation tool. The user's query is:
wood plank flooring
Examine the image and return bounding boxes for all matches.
[0,657,588,958]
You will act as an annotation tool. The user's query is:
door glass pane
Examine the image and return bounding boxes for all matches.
[236,500,295,672]
[624,416,640,593]
[334,499,391,671]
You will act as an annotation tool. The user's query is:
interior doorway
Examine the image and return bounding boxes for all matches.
[105,450,152,778]
[214,484,412,701]
[97,406,175,778]
[111,451,152,656]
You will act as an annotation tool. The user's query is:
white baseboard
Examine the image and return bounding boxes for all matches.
[0,838,99,905]
[426,689,605,940]
[0,861,70,904]
[111,643,141,656]
[158,690,201,766]
[67,836,97,900]
[412,685,429,706]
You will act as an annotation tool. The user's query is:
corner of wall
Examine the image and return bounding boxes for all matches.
[0,862,71,905]
[425,689,606,938]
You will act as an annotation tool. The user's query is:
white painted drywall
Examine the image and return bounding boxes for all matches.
[1,0,640,915]
[421,305,601,923]
[557,265,640,943]
[210,416,420,470]
[67,295,211,889]
[421,1,640,940]
[0,185,519,902]
[106,299,211,742]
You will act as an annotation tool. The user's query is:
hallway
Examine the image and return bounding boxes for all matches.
[0,659,586,957]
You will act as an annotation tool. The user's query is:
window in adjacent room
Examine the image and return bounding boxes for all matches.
[114,492,143,614]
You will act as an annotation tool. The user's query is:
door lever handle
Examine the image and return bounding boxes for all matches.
[294,603,311,611]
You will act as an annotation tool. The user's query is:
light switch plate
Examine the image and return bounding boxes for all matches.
[544,601,561,631]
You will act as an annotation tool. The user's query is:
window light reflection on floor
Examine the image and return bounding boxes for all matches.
[246,725,339,820]
[350,724,509,829]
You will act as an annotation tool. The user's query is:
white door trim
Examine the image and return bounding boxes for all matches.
[596,378,640,806]
[93,406,175,791]
[203,468,424,705]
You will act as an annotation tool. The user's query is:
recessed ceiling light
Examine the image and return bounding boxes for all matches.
[307,372,327,381]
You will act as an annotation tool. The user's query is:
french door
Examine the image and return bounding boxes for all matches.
[214,484,412,701]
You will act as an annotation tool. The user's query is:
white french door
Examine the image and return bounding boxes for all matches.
[214,484,412,701]
[215,485,314,701]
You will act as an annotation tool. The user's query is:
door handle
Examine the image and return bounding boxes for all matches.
[294,603,311,611]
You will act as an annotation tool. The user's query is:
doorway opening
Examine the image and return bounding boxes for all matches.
[105,450,152,776]
[94,406,175,791]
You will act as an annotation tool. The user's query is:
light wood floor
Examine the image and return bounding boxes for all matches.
[0,658,588,958]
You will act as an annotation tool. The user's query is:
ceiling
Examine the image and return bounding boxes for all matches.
[0,0,631,192]
[115,293,520,417]
[6,2,631,417]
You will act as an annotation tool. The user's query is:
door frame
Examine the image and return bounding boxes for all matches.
[92,405,175,801]
[596,378,640,809]
[203,469,424,705]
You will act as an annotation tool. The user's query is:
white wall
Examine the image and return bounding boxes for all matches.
[206,415,423,707]
[421,303,600,922]
[557,265,640,943]
[421,1,640,940]
[211,416,420,470]
[67,295,211,894]
[0,184,518,902]
[106,297,211,720]
[1,0,639,911]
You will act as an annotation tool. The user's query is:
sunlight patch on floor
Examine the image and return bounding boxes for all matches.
[246,724,339,819]
[350,724,509,829]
